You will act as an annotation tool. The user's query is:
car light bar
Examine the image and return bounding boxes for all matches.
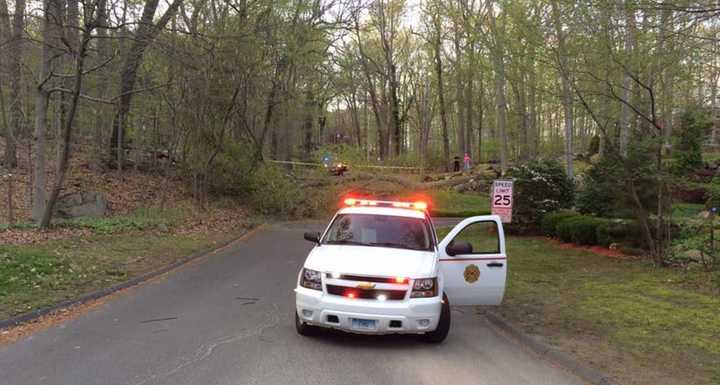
[344,198,428,211]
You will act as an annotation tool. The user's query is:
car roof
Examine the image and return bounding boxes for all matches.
[337,206,427,219]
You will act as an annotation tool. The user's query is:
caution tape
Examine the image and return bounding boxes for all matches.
[267,159,420,171]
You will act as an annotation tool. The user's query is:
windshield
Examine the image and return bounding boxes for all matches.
[322,214,433,251]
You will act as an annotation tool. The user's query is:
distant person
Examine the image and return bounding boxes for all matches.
[453,156,461,172]
[463,153,471,172]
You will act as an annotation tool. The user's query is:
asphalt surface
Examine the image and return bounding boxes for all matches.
[0,222,584,385]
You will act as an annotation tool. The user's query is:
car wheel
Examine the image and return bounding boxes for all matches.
[295,310,317,337]
[421,293,451,344]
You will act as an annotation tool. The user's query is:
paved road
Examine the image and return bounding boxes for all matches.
[0,222,584,385]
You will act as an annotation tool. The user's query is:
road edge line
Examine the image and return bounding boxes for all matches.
[0,224,266,330]
[484,309,620,385]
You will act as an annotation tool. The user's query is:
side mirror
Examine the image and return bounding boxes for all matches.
[446,240,473,256]
[304,231,321,243]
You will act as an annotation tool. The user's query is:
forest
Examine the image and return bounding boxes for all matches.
[0,0,719,230]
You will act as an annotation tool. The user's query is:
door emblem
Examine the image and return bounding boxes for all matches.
[356,282,376,290]
[464,264,480,283]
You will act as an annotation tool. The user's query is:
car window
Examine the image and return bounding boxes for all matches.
[323,214,433,251]
[451,221,500,254]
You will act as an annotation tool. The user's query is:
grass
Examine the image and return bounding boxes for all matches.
[0,207,190,233]
[0,230,246,320]
[438,227,719,385]
[0,204,252,320]
[429,190,490,217]
[672,202,705,220]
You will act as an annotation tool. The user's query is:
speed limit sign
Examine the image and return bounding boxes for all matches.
[491,180,513,223]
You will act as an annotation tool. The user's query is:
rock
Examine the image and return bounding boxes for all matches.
[683,249,703,262]
[54,191,108,219]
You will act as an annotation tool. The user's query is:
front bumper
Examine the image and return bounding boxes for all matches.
[295,286,442,335]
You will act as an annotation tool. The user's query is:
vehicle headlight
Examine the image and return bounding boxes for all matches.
[411,278,438,298]
[300,268,322,290]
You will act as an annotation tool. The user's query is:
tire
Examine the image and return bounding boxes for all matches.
[295,310,318,336]
[421,294,451,344]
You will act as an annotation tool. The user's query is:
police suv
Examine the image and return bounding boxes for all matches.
[295,198,507,343]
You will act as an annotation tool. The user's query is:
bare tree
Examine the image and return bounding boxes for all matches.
[39,0,108,228]
[110,0,183,170]
[32,0,64,221]
[550,0,574,179]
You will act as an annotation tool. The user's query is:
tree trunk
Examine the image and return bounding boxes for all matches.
[489,4,508,174]
[110,0,183,168]
[431,7,450,171]
[453,25,465,156]
[619,1,636,156]
[32,0,62,222]
[551,0,574,179]
[39,33,92,229]
[0,0,15,167]
[465,44,475,158]
[93,0,110,163]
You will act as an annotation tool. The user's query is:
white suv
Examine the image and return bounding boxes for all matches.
[294,199,507,343]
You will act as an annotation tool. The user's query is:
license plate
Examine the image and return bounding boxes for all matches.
[351,318,377,330]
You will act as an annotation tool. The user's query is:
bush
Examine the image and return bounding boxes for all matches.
[556,215,607,245]
[204,142,255,196]
[705,175,720,209]
[673,183,708,204]
[671,107,713,176]
[540,210,579,237]
[595,219,644,248]
[248,164,304,216]
[577,151,657,218]
[507,159,575,233]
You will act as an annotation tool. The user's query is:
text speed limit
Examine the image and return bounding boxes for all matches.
[491,180,513,223]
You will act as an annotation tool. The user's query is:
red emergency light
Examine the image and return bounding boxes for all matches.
[343,198,429,211]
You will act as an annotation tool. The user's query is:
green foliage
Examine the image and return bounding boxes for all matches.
[556,215,607,245]
[540,210,579,236]
[313,144,367,167]
[56,208,179,234]
[507,159,575,232]
[248,164,303,216]
[706,175,720,210]
[577,151,657,218]
[203,142,256,196]
[596,219,644,248]
[0,249,72,295]
[672,203,704,219]
[671,107,713,176]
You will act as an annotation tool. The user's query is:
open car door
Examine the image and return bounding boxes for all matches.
[438,216,506,306]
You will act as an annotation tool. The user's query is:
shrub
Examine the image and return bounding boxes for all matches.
[540,210,579,237]
[577,151,657,218]
[673,183,708,204]
[204,142,255,196]
[705,175,720,210]
[506,159,575,233]
[671,107,712,176]
[595,219,644,248]
[556,215,607,245]
[248,164,303,216]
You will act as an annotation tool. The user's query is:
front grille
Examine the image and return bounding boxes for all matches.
[333,274,408,284]
[326,284,406,300]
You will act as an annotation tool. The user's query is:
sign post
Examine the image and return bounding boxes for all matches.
[491,180,513,223]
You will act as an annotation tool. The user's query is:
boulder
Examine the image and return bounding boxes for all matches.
[54,191,108,219]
